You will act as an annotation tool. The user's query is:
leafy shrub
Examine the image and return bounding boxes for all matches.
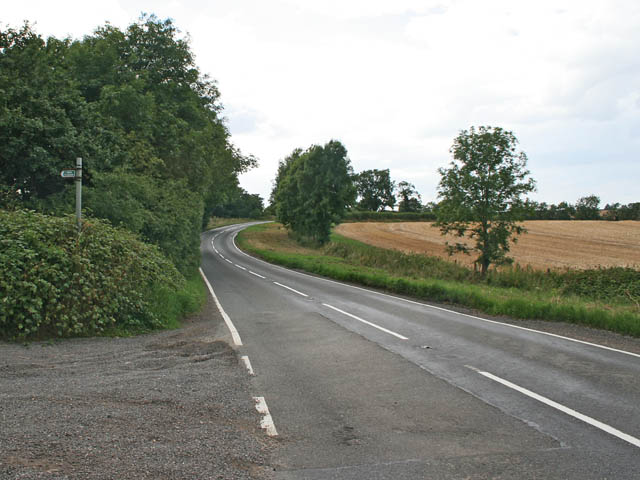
[561,267,640,302]
[343,211,437,222]
[0,209,186,339]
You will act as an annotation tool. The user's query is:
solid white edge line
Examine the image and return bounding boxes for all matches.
[476,369,640,449]
[323,303,408,340]
[273,282,308,297]
[253,396,278,436]
[199,268,243,346]
[241,355,255,376]
[249,271,266,279]
[230,230,640,360]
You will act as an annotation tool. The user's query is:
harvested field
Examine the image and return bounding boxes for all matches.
[335,221,640,271]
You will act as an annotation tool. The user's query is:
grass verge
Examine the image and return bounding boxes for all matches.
[105,272,207,337]
[237,223,640,337]
[206,217,269,230]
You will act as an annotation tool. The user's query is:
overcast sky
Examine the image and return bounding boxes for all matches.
[4,0,640,206]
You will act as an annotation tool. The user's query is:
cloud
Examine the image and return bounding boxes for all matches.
[4,0,640,205]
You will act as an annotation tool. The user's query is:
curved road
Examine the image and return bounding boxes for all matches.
[200,223,640,479]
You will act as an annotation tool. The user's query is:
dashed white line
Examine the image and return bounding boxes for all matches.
[235,264,247,271]
[199,268,243,346]
[225,259,233,264]
[241,356,255,376]
[322,303,408,340]
[273,282,308,297]
[249,271,266,279]
[253,397,278,436]
[230,229,640,359]
[474,368,640,449]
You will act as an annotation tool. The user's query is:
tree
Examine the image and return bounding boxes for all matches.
[396,181,422,212]
[274,140,355,244]
[436,126,536,275]
[354,169,395,211]
[211,187,264,218]
[575,195,600,220]
[0,17,256,274]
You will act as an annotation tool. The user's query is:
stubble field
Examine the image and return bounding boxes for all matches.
[335,220,640,271]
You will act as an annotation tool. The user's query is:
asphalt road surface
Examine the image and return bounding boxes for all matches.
[200,223,640,479]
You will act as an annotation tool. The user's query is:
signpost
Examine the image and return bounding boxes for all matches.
[60,157,82,231]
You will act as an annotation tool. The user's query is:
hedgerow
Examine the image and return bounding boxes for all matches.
[0,209,186,339]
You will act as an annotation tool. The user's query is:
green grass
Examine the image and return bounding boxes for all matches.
[237,223,640,337]
[205,217,267,230]
[105,272,207,337]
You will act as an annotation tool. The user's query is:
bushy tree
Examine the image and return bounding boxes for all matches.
[0,17,256,274]
[575,195,600,220]
[274,140,355,244]
[397,181,422,212]
[210,187,264,218]
[354,169,395,211]
[436,126,536,275]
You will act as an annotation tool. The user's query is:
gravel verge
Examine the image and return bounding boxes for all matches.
[0,295,276,479]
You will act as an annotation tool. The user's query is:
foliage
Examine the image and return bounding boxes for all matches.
[343,211,436,222]
[237,223,640,337]
[354,168,395,211]
[0,17,256,274]
[210,187,264,218]
[273,140,356,244]
[436,126,536,275]
[602,202,640,221]
[0,209,196,339]
[574,195,601,220]
[396,181,422,212]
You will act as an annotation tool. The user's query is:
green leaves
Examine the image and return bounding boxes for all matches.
[273,141,356,245]
[354,169,395,212]
[1,16,257,274]
[0,210,184,340]
[436,126,536,275]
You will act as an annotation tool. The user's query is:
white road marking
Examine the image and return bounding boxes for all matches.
[273,282,308,297]
[475,368,640,449]
[199,268,243,346]
[241,355,255,376]
[225,259,233,264]
[322,303,409,340]
[253,396,278,436]
[235,264,247,271]
[249,271,266,279]
[230,230,640,359]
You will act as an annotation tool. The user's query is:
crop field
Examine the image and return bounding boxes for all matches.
[335,220,640,271]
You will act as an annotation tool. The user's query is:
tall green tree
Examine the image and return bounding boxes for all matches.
[574,195,600,220]
[436,126,536,275]
[354,168,395,211]
[0,17,256,274]
[274,140,355,244]
[396,181,422,212]
[0,24,108,202]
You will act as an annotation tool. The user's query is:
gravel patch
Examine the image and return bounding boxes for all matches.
[0,296,276,480]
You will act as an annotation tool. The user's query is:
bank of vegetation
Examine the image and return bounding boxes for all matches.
[238,223,640,337]
[0,17,261,339]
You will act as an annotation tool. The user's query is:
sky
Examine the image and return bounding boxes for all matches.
[4,0,640,206]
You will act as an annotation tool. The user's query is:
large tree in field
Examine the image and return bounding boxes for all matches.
[274,140,355,244]
[396,181,422,212]
[354,168,395,211]
[436,126,536,275]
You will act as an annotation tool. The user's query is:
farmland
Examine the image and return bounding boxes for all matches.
[335,220,640,271]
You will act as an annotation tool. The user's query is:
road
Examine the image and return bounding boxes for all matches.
[200,223,640,479]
